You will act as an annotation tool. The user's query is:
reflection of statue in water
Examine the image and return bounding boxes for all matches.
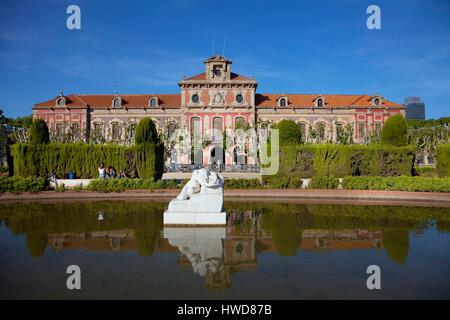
[169,238,223,276]
[165,227,230,289]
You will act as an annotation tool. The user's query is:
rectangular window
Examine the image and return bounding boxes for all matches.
[212,117,223,142]
[299,123,306,142]
[56,124,63,137]
[375,123,382,137]
[317,124,326,141]
[72,123,80,140]
[336,123,343,141]
[190,117,201,138]
[111,123,121,141]
[358,123,366,142]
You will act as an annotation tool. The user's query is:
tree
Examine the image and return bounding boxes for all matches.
[382,228,409,264]
[272,120,303,146]
[28,119,50,145]
[26,232,48,258]
[135,118,158,145]
[0,109,5,124]
[381,114,407,146]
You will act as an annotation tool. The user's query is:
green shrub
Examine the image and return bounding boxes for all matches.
[55,183,66,192]
[313,145,351,177]
[0,176,48,193]
[309,176,339,189]
[437,144,450,177]
[272,120,303,146]
[86,178,184,192]
[263,176,303,189]
[135,118,158,145]
[342,176,450,192]
[73,183,83,192]
[10,143,163,180]
[28,119,49,145]
[381,114,408,146]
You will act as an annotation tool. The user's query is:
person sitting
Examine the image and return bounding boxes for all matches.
[118,169,127,179]
[108,166,116,178]
[68,171,75,179]
[98,163,106,179]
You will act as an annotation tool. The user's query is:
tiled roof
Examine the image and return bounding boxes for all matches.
[255,94,402,108]
[34,94,181,109]
[184,72,254,81]
[34,93,401,110]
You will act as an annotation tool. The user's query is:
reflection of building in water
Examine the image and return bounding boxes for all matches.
[49,230,137,252]
[46,211,383,290]
[301,229,382,250]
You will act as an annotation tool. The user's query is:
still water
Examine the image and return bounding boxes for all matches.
[1,201,449,299]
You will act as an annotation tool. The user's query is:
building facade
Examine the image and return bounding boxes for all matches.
[404,97,425,120]
[33,55,404,169]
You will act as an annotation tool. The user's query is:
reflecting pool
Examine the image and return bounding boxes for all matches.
[1,201,449,299]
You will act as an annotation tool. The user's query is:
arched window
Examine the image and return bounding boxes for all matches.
[298,123,306,142]
[149,97,157,107]
[71,123,81,141]
[335,123,344,141]
[112,98,121,108]
[166,122,177,139]
[111,123,121,141]
[234,117,246,130]
[279,97,287,107]
[374,98,380,106]
[190,117,201,138]
[260,122,269,139]
[317,98,324,107]
[212,117,223,142]
[317,123,326,141]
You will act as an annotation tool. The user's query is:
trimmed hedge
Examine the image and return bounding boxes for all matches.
[0,176,48,193]
[342,176,450,192]
[224,179,264,189]
[309,176,339,189]
[10,143,164,180]
[437,144,450,177]
[28,119,50,145]
[86,178,183,192]
[269,144,415,179]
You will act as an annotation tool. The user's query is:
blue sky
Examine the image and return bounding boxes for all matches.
[0,0,449,119]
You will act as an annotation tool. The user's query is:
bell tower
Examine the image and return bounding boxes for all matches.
[204,55,232,81]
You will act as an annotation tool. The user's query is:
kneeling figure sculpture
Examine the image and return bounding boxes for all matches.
[163,168,226,225]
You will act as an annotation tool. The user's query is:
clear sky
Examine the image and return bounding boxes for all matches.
[0,0,449,119]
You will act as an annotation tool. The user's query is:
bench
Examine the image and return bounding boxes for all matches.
[50,179,92,189]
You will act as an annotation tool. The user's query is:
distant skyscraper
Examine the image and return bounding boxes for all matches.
[404,97,425,120]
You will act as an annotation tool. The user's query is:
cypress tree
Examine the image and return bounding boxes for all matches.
[28,119,50,145]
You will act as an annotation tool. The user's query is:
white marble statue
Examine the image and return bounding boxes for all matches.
[164,168,226,225]
[176,168,224,200]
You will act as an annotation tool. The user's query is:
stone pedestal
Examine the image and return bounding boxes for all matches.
[163,211,226,225]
